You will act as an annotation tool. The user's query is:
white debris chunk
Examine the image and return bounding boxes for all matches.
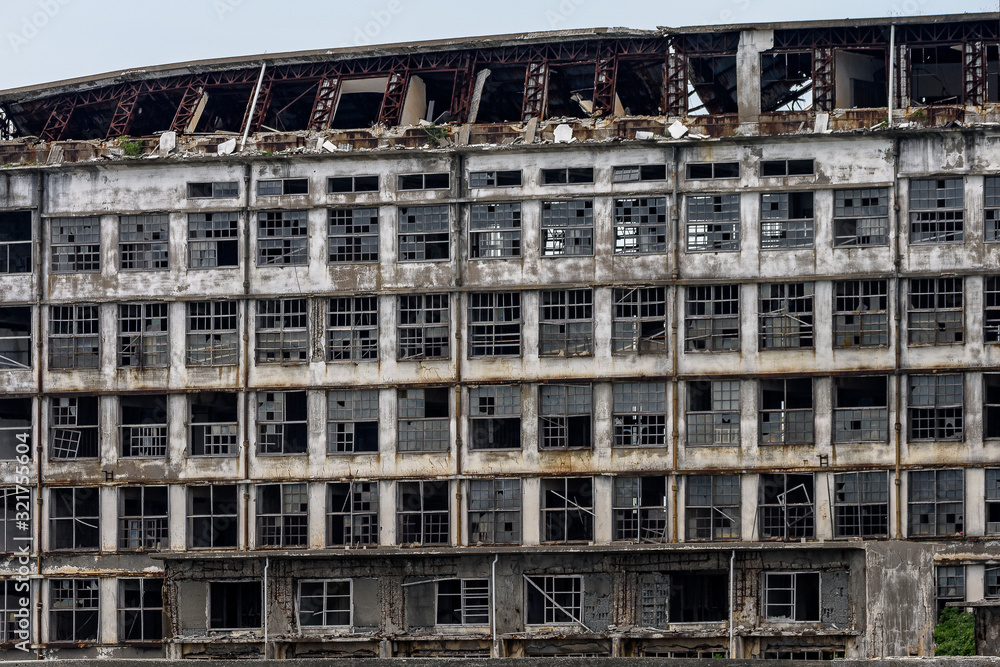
[553,123,574,143]
[667,120,688,139]
[217,137,237,155]
[158,130,176,155]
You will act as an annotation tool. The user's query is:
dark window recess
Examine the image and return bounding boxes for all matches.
[546,63,596,119]
[468,170,522,188]
[761,52,813,112]
[760,159,814,177]
[687,55,738,114]
[475,65,526,123]
[910,45,964,105]
[209,581,262,629]
[541,477,594,542]
[187,182,238,198]
[759,473,815,540]
[50,396,99,459]
[189,392,239,456]
[328,175,378,193]
[0,397,31,460]
[0,211,31,273]
[398,173,450,190]
[987,375,1000,439]
[835,48,887,108]
[987,469,1000,534]
[257,178,308,196]
[686,162,740,180]
[257,391,308,455]
[834,376,889,443]
[611,165,667,182]
[188,485,238,549]
[50,487,100,550]
[541,168,594,185]
[764,572,820,621]
[669,572,728,622]
[0,306,31,369]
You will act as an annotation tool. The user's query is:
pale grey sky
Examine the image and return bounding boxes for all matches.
[2,0,997,90]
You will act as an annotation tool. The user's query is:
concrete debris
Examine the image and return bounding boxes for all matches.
[635,130,658,140]
[667,120,688,139]
[553,123,574,143]
[216,137,236,155]
[158,130,176,156]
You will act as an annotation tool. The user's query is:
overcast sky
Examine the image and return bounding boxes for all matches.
[2,0,998,90]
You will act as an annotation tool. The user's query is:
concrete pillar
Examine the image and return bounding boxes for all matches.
[737,30,774,127]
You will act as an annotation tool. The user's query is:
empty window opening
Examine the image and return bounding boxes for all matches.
[936,565,966,617]
[398,387,450,453]
[764,572,820,621]
[686,161,739,180]
[327,296,378,361]
[120,394,167,458]
[437,579,489,626]
[398,172,450,191]
[671,572,729,622]
[540,385,592,450]
[257,390,308,455]
[760,159,814,177]
[525,575,583,625]
[0,211,31,273]
[687,193,740,252]
[614,197,667,254]
[209,581,262,629]
[612,382,666,448]
[0,487,28,553]
[469,169,522,188]
[408,71,458,124]
[0,397,31,460]
[470,202,521,259]
[469,385,521,451]
[331,78,387,129]
[299,580,351,628]
[186,300,238,366]
[50,487,100,550]
[539,288,593,357]
[759,473,815,540]
[256,298,308,363]
[0,306,30,369]
[257,210,308,265]
[475,66,526,123]
[834,188,889,246]
[328,175,379,193]
[397,294,450,360]
[398,205,449,261]
[687,54,738,114]
[686,474,740,540]
[908,469,964,537]
[759,282,814,349]
[48,304,99,369]
[760,379,813,445]
[986,469,1000,534]
[188,212,238,268]
[908,277,963,345]
[985,375,1000,439]
[50,217,100,272]
[261,80,321,131]
[396,480,449,545]
[613,476,667,542]
[685,284,739,352]
[327,389,378,454]
[909,178,964,243]
[834,279,889,348]
[989,45,1000,102]
[468,478,521,544]
[834,376,888,443]
[128,90,183,136]
[835,48,887,108]
[49,396,98,459]
[119,214,168,270]
[761,52,813,112]
[541,200,593,257]
[118,302,168,368]
[50,579,99,642]
[189,392,238,457]
[612,287,666,354]
[686,379,740,446]
[188,485,238,548]
[910,45,964,105]
[191,84,254,132]
[187,181,238,199]
[118,578,163,643]
[761,192,814,249]
[908,373,963,441]
[615,58,665,116]
[541,168,593,185]
[547,64,597,118]
[986,178,1000,242]
[257,483,308,548]
[986,277,1000,347]
[612,164,667,182]
[327,482,378,546]
[988,566,1000,598]
[541,477,594,542]
[257,178,308,196]
[118,486,168,550]
[328,208,379,263]
[833,471,889,538]
[468,292,521,357]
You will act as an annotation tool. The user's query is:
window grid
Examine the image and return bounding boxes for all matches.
[834,188,889,246]
[759,282,814,349]
[188,212,238,268]
[687,194,740,251]
[760,379,814,445]
[612,382,666,448]
[119,214,168,270]
[468,479,522,544]
[49,487,100,551]
[937,565,966,612]
[299,580,351,628]
[987,469,1000,535]
[257,178,308,196]
[187,485,238,549]
[833,471,889,538]
[760,192,814,248]
[909,178,964,243]
[49,396,98,459]
[117,486,168,551]
[468,292,521,357]
[257,210,308,265]
[0,306,31,369]
[834,279,889,347]
[0,487,29,553]
[187,181,238,198]
[396,480,450,545]
[540,385,592,450]
[763,572,820,621]
[256,298,308,364]
[468,170,522,188]
[985,276,1000,342]
[685,474,741,540]
[189,393,238,457]
[186,301,238,366]
[118,578,163,643]
[539,288,593,357]
[327,390,379,454]
[0,211,31,273]
[833,377,889,443]
[541,200,594,257]
[469,385,521,451]
[612,287,667,355]
[613,476,667,542]
[328,208,379,263]
[327,482,378,546]
[908,374,963,441]
[986,176,1000,241]
[525,575,583,625]
[759,473,815,540]
[612,164,667,182]
[398,205,449,261]
[614,197,667,254]
[908,278,963,345]
[908,469,964,537]
[49,578,99,642]
[256,483,308,548]
[541,478,594,543]
[257,391,308,455]
[397,294,450,360]
[327,296,378,362]
[50,217,100,272]
[470,202,521,259]
[437,579,490,626]
[684,284,739,351]
[48,304,99,369]
[398,388,450,453]
[118,303,168,368]
[686,380,740,445]
[120,394,168,458]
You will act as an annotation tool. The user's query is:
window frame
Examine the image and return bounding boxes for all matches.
[763,571,821,622]
[467,478,522,545]
[298,579,352,628]
[685,379,740,446]
[397,205,450,262]
[49,486,100,551]
[117,485,169,551]
[117,302,168,368]
[612,164,668,182]
[397,387,450,453]
[327,207,379,264]
[256,390,308,455]
[48,304,100,370]
[397,294,450,360]
[256,482,308,548]
[685,161,740,180]
[539,288,593,357]
[541,167,594,185]
[256,210,308,266]
[49,395,99,460]
[208,580,263,630]
[255,298,308,364]
[539,384,593,451]
[540,199,594,257]
[612,476,668,543]
[540,477,594,543]
[685,474,741,541]
[833,187,889,247]
[186,300,238,366]
[327,481,379,546]
[188,392,239,457]
[468,291,521,357]
[759,378,814,445]
[612,381,666,448]
[49,578,100,643]
[468,384,521,451]
[50,217,100,273]
[613,197,667,254]
[118,214,169,271]
[909,177,964,244]
[469,202,521,259]
[0,305,31,370]
[396,480,450,546]
[907,277,964,345]
[832,471,889,539]
[397,172,450,191]
[117,578,164,644]
[326,296,378,362]
[758,472,815,540]
[684,284,739,352]
[436,578,490,627]
[468,170,522,188]
[833,279,889,348]
[328,175,378,194]
[760,191,814,249]
[686,193,740,252]
[612,286,667,355]
[524,575,584,626]
[187,211,239,269]
[0,210,31,274]
[759,282,814,350]
[907,373,964,441]
[187,181,238,199]
[907,469,964,537]
[119,394,168,458]
[187,484,238,549]
[327,389,379,454]
[257,177,309,196]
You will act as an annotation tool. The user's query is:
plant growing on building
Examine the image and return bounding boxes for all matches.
[934,607,974,656]
[118,136,145,158]
[422,123,449,147]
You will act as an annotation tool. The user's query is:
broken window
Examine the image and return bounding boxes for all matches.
[50,217,100,273]
[328,175,378,194]
[327,389,378,454]
[908,277,963,345]
[0,397,30,460]
[120,394,167,458]
[908,373,963,441]
[834,279,889,347]
[469,202,521,259]
[257,390,308,455]
[910,45,964,105]
[936,565,965,617]
[468,478,521,544]
[686,162,739,180]
[763,572,820,621]
[539,288,593,356]
[468,170,522,188]
[613,382,666,448]
[684,284,739,352]
[760,192,814,249]
[525,575,583,625]
[612,287,666,354]
[988,469,1000,534]
[759,282,814,349]
[255,298,308,363]
[118,302,168,368]
[613,476,667,542]
[326,296,377,362]
[48,304,99,369]
[835,48,887,108]
[834,188,889,246]
[118,486,168,551]
[908,469,964,537]
[119,214,168,270]
[686,380,740,446]
[0,211,30,273]
[986,177,1000,241]
[188,485,238,548]
[328,208,379,263]
[909,178,964,243]
[50,578,99,642]
[209,581,262,629]
[759,473,815,539]
[468,292,521,357]
[541,477,594,542]
[118,578,163,643]
[613,164,667,182]
[760,378,813,445]
[541,168,593,185]
[397,294,449,360]
[0,306,31,369]
[258,178,308,196]
[398,387,449,453]
[327,482,378,546]
[468,385,521,451]
[614,197,667,254]
[546,63,596,118]
[833,376,888,443]
[988,376,1000,440]
[49,396,98,459]
[760,159,814,177]
[396,480,449,545]
[186,300,238,366]
[437,579,489,626]
[686,193,740,252]
[669,572,729,622]
[257,483,308,548]
[189,392,238,456]
[397,205,449,261]
[988,566,1000,598]
[685,474,740,540]
[541,200,593,257]
[539,384,592,450]
[760,52,813,112]
[187,181,238,199]
[398,173,450,191]
[0,487,29,552]
[50,487,100,550]
[688,54,738,114]
[188,212,238,268]
[299,580,351,627]
[257,210,308,265]
[985,277,1000,342]
[833,471,889,538]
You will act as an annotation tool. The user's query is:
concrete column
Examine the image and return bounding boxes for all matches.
[593,474,612,544]
[736,30,774,127]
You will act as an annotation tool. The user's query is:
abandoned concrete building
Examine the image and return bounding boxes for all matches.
[2,10,1000,660]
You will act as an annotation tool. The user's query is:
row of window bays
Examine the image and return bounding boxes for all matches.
[2,466,994,555]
